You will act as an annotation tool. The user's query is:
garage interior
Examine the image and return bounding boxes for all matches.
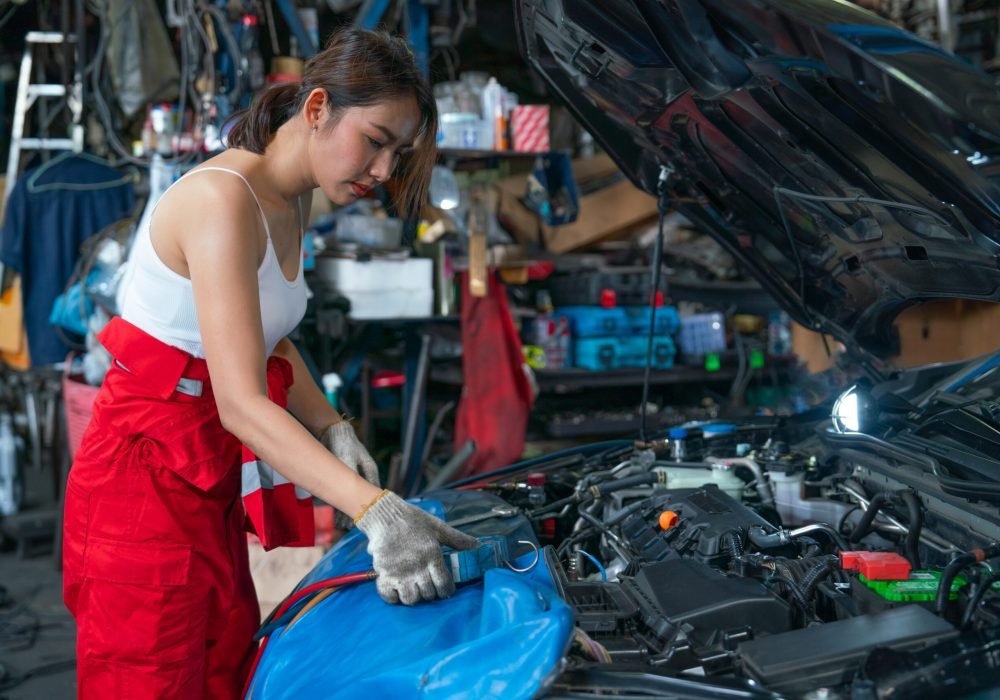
[2,1,1000,699]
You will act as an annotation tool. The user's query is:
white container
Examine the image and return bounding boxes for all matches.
[439,112,487,149]
[315,257,433,320]
[770,470,852,527]
[652,465,745,501]
[481,78,504,149]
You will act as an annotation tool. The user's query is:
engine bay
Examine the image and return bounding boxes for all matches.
[453,401,1000,698]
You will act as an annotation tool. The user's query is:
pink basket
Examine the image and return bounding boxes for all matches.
[63,359,100,459]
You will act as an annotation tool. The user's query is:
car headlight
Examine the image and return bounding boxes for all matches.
[832,385,872,433]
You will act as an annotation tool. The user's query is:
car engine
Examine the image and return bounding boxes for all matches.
[459,404,1000,698]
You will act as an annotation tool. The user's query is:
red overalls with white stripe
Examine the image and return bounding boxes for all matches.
[63,317,313,698]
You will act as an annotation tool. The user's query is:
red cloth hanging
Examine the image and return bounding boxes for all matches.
[453,272,534,477]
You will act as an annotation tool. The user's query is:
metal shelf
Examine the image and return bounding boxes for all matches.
[534,355,798,395]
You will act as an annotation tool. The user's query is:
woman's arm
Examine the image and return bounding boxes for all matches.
[272,337,342,437]
[172,176,380,520]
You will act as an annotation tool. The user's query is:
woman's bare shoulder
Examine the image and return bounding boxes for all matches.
[156,157,263,234]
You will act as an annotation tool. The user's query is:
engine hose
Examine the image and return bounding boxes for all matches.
[590,472,659,498]
[800,556,842,601]
[898,490,923,569]
[937,544,1000,615]
[937,554,976,616]
[780,558,809,583]
[960,571,1000,629]
[849,492,891,543]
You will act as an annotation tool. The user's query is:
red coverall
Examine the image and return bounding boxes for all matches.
[63,318,290,698]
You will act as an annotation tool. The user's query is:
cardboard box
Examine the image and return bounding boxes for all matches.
[248,542,329,618]
[792,299,1000,373]
[494,154,658,254]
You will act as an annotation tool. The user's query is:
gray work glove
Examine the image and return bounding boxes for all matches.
[355,491,479,605]
[321,422,381,530]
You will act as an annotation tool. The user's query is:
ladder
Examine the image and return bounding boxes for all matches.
[3,31,84,207]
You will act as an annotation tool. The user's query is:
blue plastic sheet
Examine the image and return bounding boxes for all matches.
[247,497,574,699]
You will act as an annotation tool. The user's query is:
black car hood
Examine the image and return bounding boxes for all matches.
[515,0,1000,359]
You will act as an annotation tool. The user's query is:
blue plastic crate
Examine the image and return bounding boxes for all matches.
[558,306,630,338]
[621,335,676,369]
[625,305,680,336]
[573,335,676,371]
[573,337,622,370]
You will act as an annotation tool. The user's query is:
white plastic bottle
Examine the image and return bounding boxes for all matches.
[0,413,21,516]
[482,78,505,150]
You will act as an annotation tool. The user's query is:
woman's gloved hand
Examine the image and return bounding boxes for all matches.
[355,490,479,605]
[320,422,381,530]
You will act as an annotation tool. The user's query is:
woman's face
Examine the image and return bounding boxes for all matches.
[308,93,422,206]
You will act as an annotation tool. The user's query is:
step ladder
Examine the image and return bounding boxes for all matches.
[3,31,84,206]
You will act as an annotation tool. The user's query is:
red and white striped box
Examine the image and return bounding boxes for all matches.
[511,105,550,153]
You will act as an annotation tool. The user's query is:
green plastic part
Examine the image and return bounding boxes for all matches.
[860,570,967,602]
[705,353,721,372]
[750,349,765,369]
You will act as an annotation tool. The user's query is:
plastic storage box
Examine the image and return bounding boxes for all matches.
[573,335,675,371]
[626,305,680,336]
[315,257,433,319]
[621,335,675,369]
[559,306,630,338]
[678,312,727,355]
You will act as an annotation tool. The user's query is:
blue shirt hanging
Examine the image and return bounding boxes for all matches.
[0,154,135,366]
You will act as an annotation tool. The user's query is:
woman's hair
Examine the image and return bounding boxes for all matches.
[227,28,437,218]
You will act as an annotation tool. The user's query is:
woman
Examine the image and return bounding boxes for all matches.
[62,28,477,699]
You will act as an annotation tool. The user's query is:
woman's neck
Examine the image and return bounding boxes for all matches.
[257,118,315,204]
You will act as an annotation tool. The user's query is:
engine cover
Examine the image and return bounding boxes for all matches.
[620,485,776,566]
[623,559,794,646]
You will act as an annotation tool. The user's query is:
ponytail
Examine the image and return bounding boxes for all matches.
[225,29,436,218]
[226,82,303,154]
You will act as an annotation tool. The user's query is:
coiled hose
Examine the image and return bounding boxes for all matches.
[727,530,744,560]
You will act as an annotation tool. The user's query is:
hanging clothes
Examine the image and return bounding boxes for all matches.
[0,154,135,366]
[453,272,534,477]
[0,275,29,370]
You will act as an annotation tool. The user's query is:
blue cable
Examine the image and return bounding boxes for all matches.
[577,550,607,583]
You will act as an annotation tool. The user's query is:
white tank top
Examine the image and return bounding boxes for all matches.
[120,166,308,358]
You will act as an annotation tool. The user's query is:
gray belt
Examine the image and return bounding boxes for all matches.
[175,377,204,397]
[114,360,205,398]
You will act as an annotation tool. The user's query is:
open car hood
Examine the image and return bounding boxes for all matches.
[515,0,1000,359]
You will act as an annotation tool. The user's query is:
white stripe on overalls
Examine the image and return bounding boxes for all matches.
[241,460,311,500]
